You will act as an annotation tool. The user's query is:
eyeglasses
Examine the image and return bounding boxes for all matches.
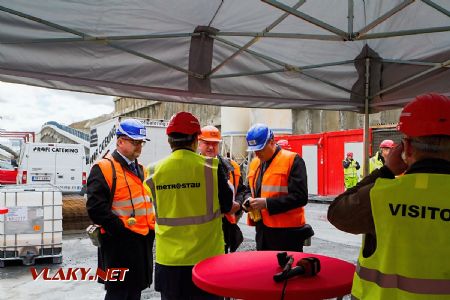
[120,137,146,146]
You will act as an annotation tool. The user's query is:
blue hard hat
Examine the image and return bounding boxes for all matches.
[246,123,273,151]
[116,119,147,140]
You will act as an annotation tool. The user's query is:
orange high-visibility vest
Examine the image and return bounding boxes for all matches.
[224,159,241,224]
[97,156,155,235]
[247,149,305,228]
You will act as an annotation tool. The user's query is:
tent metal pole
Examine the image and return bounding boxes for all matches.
[1,33,199,44]
[210,69,285,79]
[348,0,354,38]
[421,0,450,17]
[207,0,306,77]
[374,59,450,97]
[0,5,200,78]
[301,73,354,94]
[357,26,450,40]
[216,31,341,40]
[210,60,354,79]
[213,36,287,67]
[363,58,370,177]
[212,36,356,94]
[261,0,348,39]
[381,59,446,67]
[357,0,414,37]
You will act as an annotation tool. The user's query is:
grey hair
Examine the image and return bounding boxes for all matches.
[410,135,450,153]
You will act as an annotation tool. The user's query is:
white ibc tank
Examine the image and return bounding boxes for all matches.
[0,184,63,266]
[250,109,293,135]
[221,107,251,164]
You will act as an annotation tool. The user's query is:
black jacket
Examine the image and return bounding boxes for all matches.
[86,150,154,291]
[243,147,309,251]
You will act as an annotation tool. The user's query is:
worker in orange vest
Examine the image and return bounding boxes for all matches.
[198,125,245,253]
[244,124,312,252]
[86,119,155,300]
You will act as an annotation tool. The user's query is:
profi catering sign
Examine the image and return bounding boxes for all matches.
[88,118,169,165]
[32,146,79,153]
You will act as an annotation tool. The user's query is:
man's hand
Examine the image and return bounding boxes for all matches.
[385,143,408,175]
[230,201,241,214]
[245,197,267,210]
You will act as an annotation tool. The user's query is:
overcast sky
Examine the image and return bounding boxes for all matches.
[0,81,115,133]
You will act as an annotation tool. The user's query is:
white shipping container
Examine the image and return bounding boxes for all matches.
[0,184,62,267]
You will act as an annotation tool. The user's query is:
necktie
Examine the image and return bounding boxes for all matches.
[129,162,138,176]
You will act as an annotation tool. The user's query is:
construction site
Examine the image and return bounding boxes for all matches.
[1,1,449,300]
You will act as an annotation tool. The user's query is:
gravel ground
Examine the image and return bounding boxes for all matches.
[1,203,360,300]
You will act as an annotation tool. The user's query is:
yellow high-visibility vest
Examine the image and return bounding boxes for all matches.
[144,150,223,266]
[352,173,450,299]
[344,160,359,177]
[369,152,384,173]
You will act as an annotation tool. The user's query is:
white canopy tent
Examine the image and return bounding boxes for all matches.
[1,0,449,171]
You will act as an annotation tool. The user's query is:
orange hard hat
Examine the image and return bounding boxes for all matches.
[346,152,353,157]
[199,125,222,142]
[397,93,450,137]
[166,112,201,136]
[277,139,292,150]
[379,139,394,148]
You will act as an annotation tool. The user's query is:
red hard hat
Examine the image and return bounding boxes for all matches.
[379,139,394,148]
[166,112,201,135]
[397,93,450,137]
[277,139,292,150]
[346,152,353,157]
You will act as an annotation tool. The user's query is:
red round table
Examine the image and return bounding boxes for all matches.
[193,251,355,300]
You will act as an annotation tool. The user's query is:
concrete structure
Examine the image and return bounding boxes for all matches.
[113,97,402,162]
[37,96,401,165]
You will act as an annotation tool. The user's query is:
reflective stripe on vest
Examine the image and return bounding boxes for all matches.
[247,149,305,228]
[224,159,241,224]
[352,173,450,299]
[356,263,450,295]
[144,150,224,266]
[145,157,219,226]
[97,156,155,235]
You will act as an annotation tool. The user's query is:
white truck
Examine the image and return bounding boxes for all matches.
[16,143,87,194]
[89,117,171,167]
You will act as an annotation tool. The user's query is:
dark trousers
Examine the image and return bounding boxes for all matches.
[105,288,141,300]
[161,293,223,300]
[255,222,304,252]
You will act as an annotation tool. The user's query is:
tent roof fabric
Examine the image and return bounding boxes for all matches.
[0,0,449,112]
